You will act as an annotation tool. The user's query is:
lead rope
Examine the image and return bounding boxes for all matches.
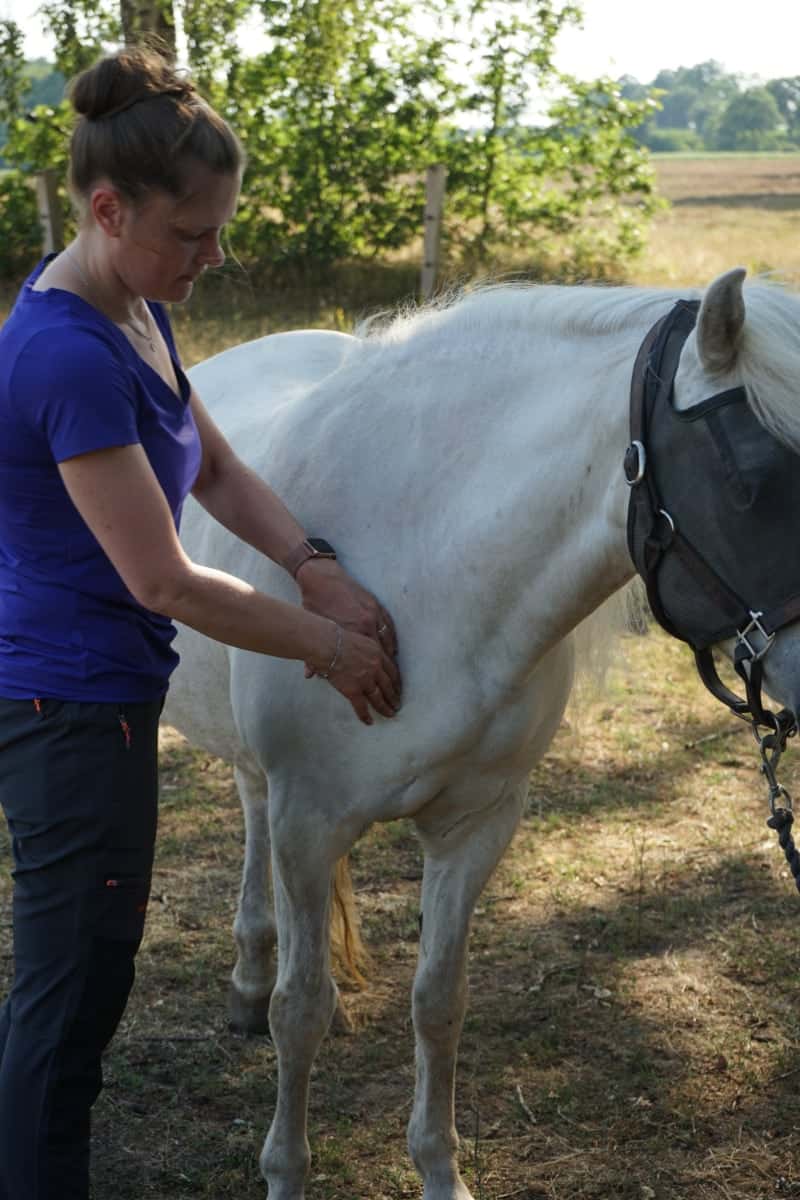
[754,720,800,893]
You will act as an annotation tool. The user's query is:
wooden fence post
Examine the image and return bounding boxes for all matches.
[420,163,447,301]
[35,169,64,256]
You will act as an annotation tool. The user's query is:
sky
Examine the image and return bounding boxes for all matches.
[2,0,798,85]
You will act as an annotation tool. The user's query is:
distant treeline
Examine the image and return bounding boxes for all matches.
[6,56,798,167]
[620,60,800,153]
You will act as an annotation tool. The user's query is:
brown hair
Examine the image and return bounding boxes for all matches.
[68,47,243,203]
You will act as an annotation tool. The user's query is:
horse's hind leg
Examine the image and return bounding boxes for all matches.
[229,756,276,1035]
[409,779,528,1200]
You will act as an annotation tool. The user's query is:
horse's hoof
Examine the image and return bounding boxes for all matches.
[228,983,272,1036]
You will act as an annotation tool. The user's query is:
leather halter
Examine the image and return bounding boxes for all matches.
[625,300,799,738]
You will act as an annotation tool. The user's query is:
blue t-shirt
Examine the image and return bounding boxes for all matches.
[0,257,202,701]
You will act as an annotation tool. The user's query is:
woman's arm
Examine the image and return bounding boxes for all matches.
[57,444,400,724]
[189,388,311,568]
[189,389,399,660]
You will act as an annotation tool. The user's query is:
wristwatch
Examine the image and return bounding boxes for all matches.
[284,537,337,578]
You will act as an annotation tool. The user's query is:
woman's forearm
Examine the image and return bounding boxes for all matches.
[193,458,309,568]
[149,562,337,669]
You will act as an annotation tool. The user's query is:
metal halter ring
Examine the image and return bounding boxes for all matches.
[657,508,675,534]
[624,440,647,486]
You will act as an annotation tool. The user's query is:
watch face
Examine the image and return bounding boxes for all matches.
[307,537,336,555]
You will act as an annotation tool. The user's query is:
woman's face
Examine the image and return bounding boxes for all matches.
[108,162,241,303]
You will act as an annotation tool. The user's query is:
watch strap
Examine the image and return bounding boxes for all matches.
[284,538,337,578]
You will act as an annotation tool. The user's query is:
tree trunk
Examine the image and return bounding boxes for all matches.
[120,0,176,58]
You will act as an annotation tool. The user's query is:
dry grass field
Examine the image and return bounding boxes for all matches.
[641,155,800,289]
[1,155,800,1198]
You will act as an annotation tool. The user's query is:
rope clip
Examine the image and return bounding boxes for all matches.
[752,718,800,893]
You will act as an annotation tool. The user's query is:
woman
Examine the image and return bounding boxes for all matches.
[0,46,401,1200]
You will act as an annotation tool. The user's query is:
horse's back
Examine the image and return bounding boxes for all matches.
[163,329,357,761]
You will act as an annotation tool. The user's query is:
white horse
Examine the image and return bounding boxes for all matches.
[164,268,800,1200]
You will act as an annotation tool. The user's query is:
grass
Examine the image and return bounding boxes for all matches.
[638,154,800,289]
[1,155,799,1198]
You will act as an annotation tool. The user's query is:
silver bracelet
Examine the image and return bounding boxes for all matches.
[318,623,343,679]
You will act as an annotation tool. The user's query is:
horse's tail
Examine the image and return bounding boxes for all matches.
[330,855,370,988]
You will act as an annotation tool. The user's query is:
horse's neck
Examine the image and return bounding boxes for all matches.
[447,305,648,662]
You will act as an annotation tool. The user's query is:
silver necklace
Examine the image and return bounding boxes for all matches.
[63,247,157,354]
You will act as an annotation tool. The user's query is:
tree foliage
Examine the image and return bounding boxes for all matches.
[766,77,800,140]
[213,0,457,269]
[1,0,663,281]
[715,88,782,151]
[623,59,800,153]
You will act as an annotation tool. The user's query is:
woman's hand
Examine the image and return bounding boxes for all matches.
[297,558,400,671]
[297,560,402,721]
[311,622,401,726]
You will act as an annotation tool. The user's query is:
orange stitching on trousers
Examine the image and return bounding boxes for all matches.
[118,714,131,749]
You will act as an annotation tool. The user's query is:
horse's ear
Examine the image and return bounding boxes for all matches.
[696,267,747,375]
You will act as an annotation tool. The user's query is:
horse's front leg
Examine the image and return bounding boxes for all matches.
[259,793,341,1200]
[409,780,527,1200]
[229,758,276,1034]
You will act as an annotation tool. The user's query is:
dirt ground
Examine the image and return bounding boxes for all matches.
[1,629,796,1199]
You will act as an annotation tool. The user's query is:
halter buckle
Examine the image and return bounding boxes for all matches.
[736,610,775,663]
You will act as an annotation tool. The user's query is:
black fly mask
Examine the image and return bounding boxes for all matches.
[625,299,800,737]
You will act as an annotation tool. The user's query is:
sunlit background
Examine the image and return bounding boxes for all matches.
[3,0,799,82]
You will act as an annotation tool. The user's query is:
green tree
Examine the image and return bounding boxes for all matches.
[212,0,455,270]
[634,59,740,148]
[676,61,738,140]
[0,22,47,273]
[654,84,696,129]
[715,87,782,150]
[440,2,660,273]
[0,20,27,122]
[443,0,581,260]
[1,0,662,281]
[766,76,800,141]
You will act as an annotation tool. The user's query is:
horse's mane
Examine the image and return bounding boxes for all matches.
[356,280,685,348]
[737,284,800,453]
[357,277,800,451]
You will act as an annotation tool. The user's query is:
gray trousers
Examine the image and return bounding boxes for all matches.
[0,696,162,1200]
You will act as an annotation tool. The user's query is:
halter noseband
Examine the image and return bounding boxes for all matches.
[624,300,799,743]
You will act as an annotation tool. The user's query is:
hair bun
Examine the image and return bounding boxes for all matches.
[70,47,196,121]
[68,44,241,202]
